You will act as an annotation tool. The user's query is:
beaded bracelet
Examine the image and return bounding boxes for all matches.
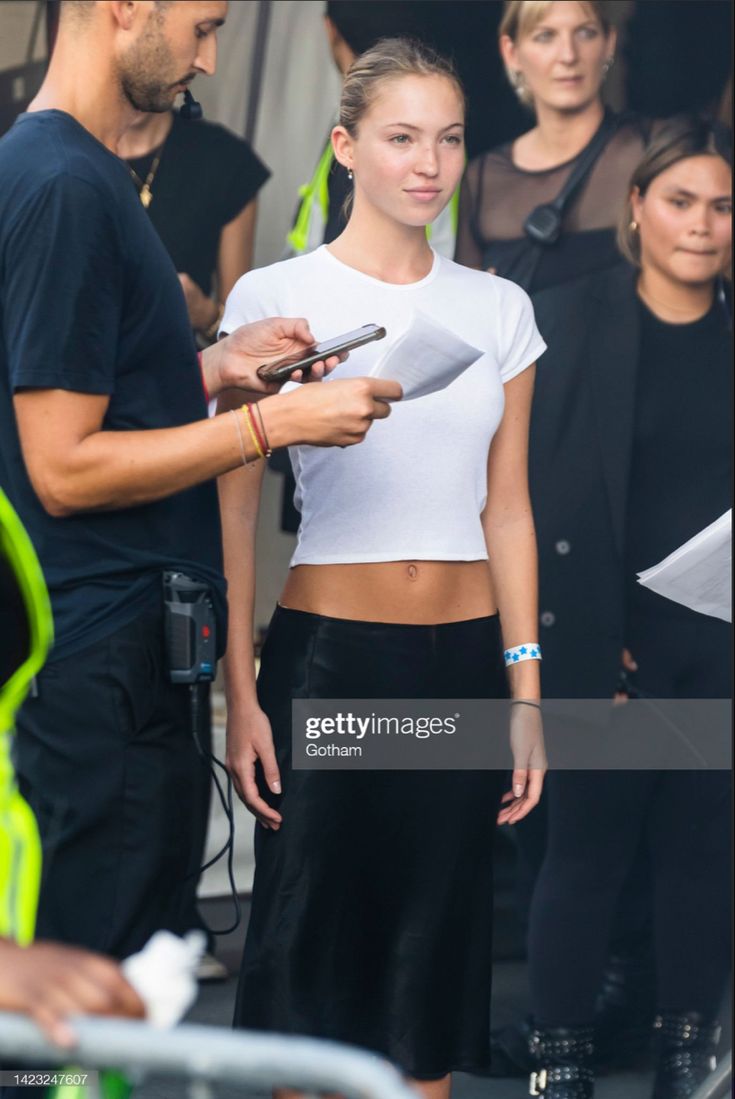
[504,644,542,667]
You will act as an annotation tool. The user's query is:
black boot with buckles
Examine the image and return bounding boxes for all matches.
[528,1024,595,1097]
[489,947,655,1077]
[651,1012,721,1098]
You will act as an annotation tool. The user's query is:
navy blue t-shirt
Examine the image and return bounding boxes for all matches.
[0,110,227,658]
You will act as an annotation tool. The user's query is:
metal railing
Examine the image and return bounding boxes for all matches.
[1,1012,730,1098]
[0,1013,417,1099]
[689,1051,732,1099]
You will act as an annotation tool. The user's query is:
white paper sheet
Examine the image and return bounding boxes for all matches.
[637,510,732,622]
[369,309,484,400]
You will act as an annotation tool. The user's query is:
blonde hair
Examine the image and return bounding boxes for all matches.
[617,115,733,267]
[498,1,612,107]
[339,37,465,137]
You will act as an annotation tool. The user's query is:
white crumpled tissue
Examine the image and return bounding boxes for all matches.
[122,930,206,1028]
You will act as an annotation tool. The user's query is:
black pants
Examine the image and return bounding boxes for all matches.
[13,606,212,958]
[528,606,732,1026]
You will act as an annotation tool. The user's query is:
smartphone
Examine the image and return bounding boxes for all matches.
[256,324,386,382]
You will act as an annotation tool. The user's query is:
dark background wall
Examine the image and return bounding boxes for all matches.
[2,1,733,148]
[624,0,732,120]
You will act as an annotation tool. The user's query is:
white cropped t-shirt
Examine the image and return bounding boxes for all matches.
[221,247,546,566]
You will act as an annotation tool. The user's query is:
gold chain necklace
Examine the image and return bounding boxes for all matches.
[128,152,162,209]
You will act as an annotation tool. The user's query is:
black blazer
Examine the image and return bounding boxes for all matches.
[529,262,642,698]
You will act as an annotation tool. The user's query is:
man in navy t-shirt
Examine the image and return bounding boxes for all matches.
[0,0,398,958]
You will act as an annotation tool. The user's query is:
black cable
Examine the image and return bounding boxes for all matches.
[189,684,242,936]
[206,753,242,935]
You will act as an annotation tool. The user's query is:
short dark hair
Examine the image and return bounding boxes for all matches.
[618,115,733,266]
[62,0,171,17]
[326,1,434,56]
[61,0,95,18]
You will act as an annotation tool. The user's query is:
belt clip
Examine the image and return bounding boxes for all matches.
[529,1069,547,1095]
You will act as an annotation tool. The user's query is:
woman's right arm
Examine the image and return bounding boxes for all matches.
[217,388,283,831]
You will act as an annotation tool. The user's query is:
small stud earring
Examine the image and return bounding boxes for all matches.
[347,168,354,181]
[510,69,526,99]
[629,220,638,231]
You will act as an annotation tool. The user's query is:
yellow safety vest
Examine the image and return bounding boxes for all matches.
[0,489,53,945]
[286,139,461,259]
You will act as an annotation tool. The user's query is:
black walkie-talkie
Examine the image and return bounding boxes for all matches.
[162,571,216,683]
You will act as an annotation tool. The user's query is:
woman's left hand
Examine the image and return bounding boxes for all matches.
[497,701,547,825]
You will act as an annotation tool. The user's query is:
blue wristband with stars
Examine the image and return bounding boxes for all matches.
[504,643,542,667]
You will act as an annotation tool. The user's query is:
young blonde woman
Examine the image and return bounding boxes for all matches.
[218,39,546,1094]
[456,0,649,292]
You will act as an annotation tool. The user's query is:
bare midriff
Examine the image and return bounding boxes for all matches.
[279,561,498,625]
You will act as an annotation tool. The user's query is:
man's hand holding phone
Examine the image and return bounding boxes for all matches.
[256,324,386,383]
[202,316,349,398]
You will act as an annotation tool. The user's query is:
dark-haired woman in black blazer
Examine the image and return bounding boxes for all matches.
[526,116,732,1099]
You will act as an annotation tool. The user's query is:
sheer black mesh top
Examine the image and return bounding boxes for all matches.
[455,114,650,293]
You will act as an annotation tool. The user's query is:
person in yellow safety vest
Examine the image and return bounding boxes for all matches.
[285,3,461,260]
[0,488,143,1052]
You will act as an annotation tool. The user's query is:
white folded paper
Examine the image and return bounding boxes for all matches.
[122,930,205,1028]
[637,510,732,622]
[369,309,483,400]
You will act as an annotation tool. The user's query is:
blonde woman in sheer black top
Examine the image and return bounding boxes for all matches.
[456,0,648,292]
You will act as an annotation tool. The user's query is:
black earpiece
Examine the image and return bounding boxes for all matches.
[180,88,203,121]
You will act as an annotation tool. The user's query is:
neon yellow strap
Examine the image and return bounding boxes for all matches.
[449,179,461,233]
[0,490,53,943]
[0,489,53,733]
[0,789,42,944]
[425,180,461,243]
[286,140,335,255]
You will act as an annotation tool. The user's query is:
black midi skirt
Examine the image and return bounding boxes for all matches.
[233,606,508,1079]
